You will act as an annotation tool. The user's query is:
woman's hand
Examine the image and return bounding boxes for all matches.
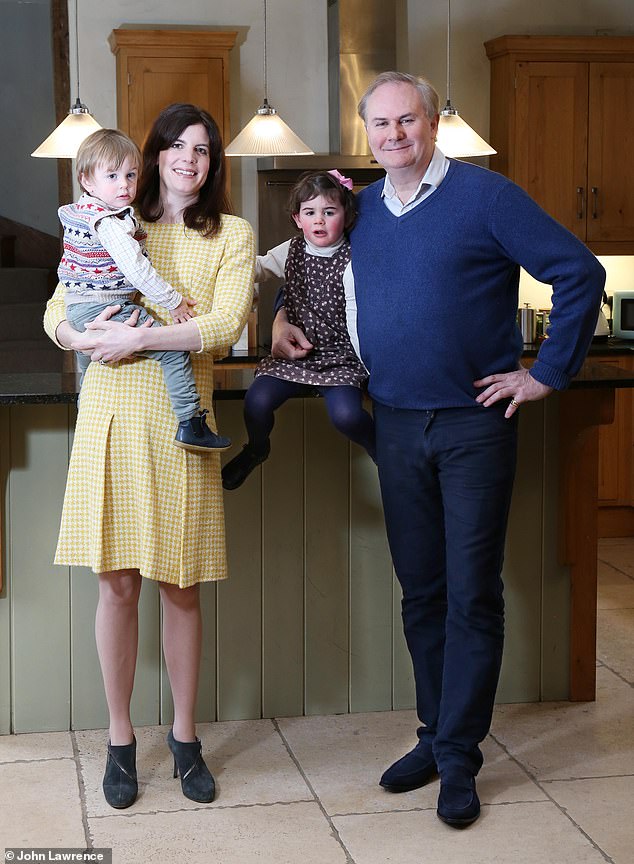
[474,367,553,418]
[271,309,313,359]
[72,304,153,363]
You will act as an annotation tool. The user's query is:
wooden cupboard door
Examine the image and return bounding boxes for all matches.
[588,63,634,242]
[515,62,588,238]
[126,56,226,149]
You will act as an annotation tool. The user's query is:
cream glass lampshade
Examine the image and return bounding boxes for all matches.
[31,100,102,159]
[436,109,496,159]
[225,100,313,156]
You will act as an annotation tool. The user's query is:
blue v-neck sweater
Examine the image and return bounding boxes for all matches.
[350,159,605,410]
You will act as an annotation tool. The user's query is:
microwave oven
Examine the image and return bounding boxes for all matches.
[612,290,634,340]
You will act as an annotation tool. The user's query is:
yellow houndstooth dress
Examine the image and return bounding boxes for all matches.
[44,215,255,588]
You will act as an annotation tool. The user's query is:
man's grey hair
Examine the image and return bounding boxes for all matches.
[357,71,440,124]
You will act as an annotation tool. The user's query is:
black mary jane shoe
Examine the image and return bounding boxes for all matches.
[167,729,215,803]
[221,440,271,490]
[103,737,138,809]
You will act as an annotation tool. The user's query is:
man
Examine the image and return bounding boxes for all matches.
[273,71,605,827]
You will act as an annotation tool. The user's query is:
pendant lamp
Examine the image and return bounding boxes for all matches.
[31,0,101,158]
[225,0,313,157]
[435,0,496,158]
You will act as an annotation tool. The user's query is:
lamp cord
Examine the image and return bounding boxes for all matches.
[263,0,268,104]
[74,0,80,103]
[446,0,451,105]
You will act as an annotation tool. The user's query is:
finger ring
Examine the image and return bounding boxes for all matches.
[99,359,107,366]
[510,397,519,408]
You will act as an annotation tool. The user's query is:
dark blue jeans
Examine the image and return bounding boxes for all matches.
[373,401,518,776]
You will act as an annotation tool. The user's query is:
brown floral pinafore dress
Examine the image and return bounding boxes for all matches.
[255,236,367,387]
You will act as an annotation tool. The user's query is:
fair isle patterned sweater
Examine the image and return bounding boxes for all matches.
[58,193,182,310]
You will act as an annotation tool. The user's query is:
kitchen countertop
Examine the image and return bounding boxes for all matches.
[0,349,261,405]
[3,341,634,405]
[523,337,634,357]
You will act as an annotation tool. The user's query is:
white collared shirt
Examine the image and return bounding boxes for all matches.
[380,146,450,216]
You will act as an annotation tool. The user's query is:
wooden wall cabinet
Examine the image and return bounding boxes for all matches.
[485,36,634,255]
[108,29,237,149]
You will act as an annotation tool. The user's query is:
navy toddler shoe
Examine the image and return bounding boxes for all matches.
[174,410,231,452]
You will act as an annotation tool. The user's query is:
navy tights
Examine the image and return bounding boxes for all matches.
[243,375,376,460]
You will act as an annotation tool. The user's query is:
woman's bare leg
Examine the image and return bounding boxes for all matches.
[159,582,202,742]
[95,569,142,745]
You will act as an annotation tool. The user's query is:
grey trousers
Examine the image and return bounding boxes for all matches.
[67,299,199,421]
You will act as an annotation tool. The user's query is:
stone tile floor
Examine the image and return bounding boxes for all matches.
[1,538,632,863]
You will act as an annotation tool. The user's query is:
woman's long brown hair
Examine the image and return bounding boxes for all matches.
[135,103,232,237]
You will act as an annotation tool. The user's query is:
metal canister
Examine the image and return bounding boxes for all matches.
[518,303,536,345]
[535,311,544,341]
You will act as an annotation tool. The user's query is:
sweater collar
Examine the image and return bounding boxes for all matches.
[76,192,133,219]
[381,146,450,208]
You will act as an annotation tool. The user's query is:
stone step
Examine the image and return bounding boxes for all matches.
[0,301,48,341]
[0,268,56,304]
[0,339,63,373]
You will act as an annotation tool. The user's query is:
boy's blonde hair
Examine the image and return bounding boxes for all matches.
[76,129,141,191]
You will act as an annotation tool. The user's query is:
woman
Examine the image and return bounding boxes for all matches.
[44,103,255,809]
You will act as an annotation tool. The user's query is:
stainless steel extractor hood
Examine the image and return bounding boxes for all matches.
[327,0,397,155]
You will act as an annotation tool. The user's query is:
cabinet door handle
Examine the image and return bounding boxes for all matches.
[591,187,599,219]
[576,186,585,220]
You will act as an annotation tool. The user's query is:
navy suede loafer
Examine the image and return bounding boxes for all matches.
[437,768,480,827]
[379,742,438,792]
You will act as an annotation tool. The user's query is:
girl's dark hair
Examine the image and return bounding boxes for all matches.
[135,103,232,237]
[287,171,357,232]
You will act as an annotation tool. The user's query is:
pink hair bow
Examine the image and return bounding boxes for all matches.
[328,169,354,190]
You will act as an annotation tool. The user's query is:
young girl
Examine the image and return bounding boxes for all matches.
[222,170,376,490]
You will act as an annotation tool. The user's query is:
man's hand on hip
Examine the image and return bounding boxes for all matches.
[474,367,554,418]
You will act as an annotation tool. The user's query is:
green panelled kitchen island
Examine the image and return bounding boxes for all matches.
[0,355,632,733]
